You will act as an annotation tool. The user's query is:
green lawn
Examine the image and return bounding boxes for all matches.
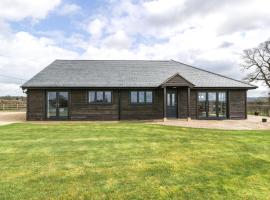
[0,123,269,200]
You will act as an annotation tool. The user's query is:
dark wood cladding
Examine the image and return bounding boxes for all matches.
[228,90,247,119]
[26,88,248,121]
[27,89,45,120]
[178,88,188,118]
[190,90,197,119]
[70,90,119,120]
[120,89,163,120]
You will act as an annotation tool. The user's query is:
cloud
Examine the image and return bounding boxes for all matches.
[217,0,270,35]
[0,0,61,21]
[0,83,24,96]
[87,18,107,39]
[103,30,132,50]
[219,42,234,48]
[0,31,79,96]
[1,0,270,97]
[78,0,270,97]
[57,3,81,16]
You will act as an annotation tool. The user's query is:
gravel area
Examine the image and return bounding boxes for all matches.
[0,112,25,125]
[0,112,269,130]
[152,115,270,130]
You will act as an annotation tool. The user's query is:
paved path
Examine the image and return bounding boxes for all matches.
[0,112,25,125]
[152,115,270,130]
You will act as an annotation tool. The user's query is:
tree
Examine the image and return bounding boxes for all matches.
[242,41,270,86]
[242,40,270,101]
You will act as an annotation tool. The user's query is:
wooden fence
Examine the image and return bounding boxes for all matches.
[0,103,26,111]
[247,104,270,116]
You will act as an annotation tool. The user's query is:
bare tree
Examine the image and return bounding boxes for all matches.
[242,40,270,101]
[242,40,270,86]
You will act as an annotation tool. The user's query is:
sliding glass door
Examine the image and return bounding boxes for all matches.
[47,91,69,119]
[208,92,217,118]
[217,92,227,118]
[58,92,69,118]
[47,92,57,119]
[198,92,207,118]
[198,91,227,119]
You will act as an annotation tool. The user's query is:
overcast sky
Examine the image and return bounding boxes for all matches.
[0,0,269,97]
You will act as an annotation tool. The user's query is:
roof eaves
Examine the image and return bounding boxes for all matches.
[170,59,258,89]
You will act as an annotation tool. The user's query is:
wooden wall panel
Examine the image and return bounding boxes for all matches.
[27,89,45,120]
[120,89,163,120]
[190,90,197,119]
[229,90,247,119]
[70,90,119,120]
[26,88,247,121]
[178,88,188,118]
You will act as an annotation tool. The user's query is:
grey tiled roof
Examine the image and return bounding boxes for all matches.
[21,60,256,89]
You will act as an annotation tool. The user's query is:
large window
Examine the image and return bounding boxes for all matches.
[89,91,112,103]
[130,91,153,104]
[198,91,227,118]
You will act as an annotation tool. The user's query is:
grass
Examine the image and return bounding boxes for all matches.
[0,122,269,200]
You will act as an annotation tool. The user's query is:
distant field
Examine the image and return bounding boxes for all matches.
[248,103,270,116]
[0,123,269,199]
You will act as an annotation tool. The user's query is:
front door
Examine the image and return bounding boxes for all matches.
[166,89,177,118]
[47,91,69,119]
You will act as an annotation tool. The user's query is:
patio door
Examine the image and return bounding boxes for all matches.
[198,91,227,119]
[208,92,217,118]
[166,89,177,118]
[47,91,69,119]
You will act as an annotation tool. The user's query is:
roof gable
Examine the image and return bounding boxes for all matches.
[161,73,195,87]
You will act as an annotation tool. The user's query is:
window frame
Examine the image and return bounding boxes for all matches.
[88,90,113,104]
[197,90,228,119]
[129,90,153,105]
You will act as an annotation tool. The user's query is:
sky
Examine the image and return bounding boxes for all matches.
[0,0,269,97]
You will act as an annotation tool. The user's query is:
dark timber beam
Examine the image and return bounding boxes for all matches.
[118,89,121,120]
[187,87,191,120]
[163,86,167,120]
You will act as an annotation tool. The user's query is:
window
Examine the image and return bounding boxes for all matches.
[131,91,137,103]
[197,91,227,118]
[96,91,103,102]
[139,91,145,103]
[146,91,153,103]
[167,93,170,106]
[198,92,207,118]
[89,91,112,103]
[208,92,216,101]
[171,93,175,106]
[89,91,95,103]
[104,91,112,103]
[130,91,153,104]
[198,92,206,101]
[219,92,226,102]
[218,92,227,117]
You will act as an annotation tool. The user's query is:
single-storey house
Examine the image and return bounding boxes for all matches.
[21,60,256,121]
